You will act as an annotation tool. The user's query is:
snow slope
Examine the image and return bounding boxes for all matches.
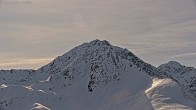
[0,40,195,110]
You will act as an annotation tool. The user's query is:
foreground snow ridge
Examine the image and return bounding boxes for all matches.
[31,103,51,110]
[0,39,196,110]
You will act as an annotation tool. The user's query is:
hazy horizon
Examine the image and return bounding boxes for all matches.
[0,0,196,69]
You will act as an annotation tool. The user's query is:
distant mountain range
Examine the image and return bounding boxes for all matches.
[0,40,195,110]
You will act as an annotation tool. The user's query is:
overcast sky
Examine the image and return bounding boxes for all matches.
[0,0,196,69]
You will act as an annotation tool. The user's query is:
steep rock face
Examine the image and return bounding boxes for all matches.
[158,61,196,102]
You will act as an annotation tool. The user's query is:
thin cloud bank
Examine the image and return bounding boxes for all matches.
[0,58,53,69]
[171,52,196,67]
[172,52,196,59]
[0,0,196,69]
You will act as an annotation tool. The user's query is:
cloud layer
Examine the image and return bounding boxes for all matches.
[0,0,196,69]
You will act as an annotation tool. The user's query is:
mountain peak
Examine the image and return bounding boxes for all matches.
[168,61,182,66]
[88,39,111,47]
[39,40,167,80]
[33,40,168,94]
[158,61,185,77]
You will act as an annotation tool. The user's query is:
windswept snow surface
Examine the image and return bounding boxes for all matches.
[30,103,51,110]
[146,79,196,110]
[0,40,195,110]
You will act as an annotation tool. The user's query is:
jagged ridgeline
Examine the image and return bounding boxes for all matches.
[0,40,196,110]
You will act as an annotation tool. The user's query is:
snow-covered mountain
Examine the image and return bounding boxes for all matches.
[0,40,195,110]
[158,61,196,102]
